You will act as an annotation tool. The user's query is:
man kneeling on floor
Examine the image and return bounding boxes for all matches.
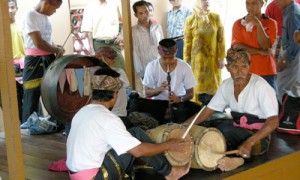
[185,48,279,171]
[66,67,191,180]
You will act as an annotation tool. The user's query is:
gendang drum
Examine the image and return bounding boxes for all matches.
[147,123,194,166]
[189,125,226,171]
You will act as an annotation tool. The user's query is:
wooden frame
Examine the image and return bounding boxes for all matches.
[0,0,25,179]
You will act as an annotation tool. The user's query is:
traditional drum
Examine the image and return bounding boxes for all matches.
[189,125,226,171]
[147,124,194,166]
[41,54,107,125]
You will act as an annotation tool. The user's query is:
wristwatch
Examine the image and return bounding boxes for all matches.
[180,96,184,102]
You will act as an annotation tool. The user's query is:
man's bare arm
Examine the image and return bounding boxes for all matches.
[184,106,215,125]
[29,31,62,54]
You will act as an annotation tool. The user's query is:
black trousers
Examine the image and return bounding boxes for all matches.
[95,127,172,179]
[22,54,55,123]
[129,98,202,124]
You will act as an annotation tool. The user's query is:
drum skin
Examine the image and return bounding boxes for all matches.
[41,54,107,125]
[189,125,226,171]
[147,124,194,166]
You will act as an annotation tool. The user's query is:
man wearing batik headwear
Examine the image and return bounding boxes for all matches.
[94,47,132,128]
[136,38,201,124]
[185,48,279,172]
[21,0,65,123]
[66,67,191,180]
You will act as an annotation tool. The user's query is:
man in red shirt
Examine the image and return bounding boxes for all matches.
[232,0,277,92]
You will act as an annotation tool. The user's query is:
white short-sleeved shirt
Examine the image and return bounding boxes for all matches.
[208,74,278,119]
[142,59,196,100]
[66,104,141,172]
[22,9,52,48]
[81,0,120,39]
[112,68,129,117]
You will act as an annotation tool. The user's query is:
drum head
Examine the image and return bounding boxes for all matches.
[164,126,194,166]
[196,128,226,171]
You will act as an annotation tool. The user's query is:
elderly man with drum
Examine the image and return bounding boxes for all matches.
[185,48,279,171]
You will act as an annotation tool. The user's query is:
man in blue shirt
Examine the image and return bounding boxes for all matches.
[167,0,192,60]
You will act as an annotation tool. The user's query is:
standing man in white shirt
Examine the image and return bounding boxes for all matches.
[22,0,65,123]
[167,0,192,60]
[81,0,125,70]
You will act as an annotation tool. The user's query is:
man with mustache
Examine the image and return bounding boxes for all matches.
[185,48,279,172]
[231,0,277,93]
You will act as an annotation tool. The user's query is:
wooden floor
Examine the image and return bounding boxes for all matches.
[0,129,300,180]
[0,130,69,180]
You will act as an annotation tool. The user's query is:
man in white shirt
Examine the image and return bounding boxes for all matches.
[22,0,65,123]
[66,67,191,180]
[81,0,125,70]
[185,48,279,172]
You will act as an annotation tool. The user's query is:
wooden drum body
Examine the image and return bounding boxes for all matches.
[147,124,194,166]
[189,125,226,171]
[41,55,107,125]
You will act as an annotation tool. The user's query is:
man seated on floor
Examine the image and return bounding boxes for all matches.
[66,67,191,180]
[133,38,201,124]
[185,48,279,171]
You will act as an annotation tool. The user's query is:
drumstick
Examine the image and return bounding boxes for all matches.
[181,106,206,139]
[224,149,239,155]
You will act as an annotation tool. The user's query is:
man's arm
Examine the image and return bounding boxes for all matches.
[85,31,95,55]
[145,83,168,98]
[128,139,191,158]
[233,43,272,56]
[29,31,63,55]
[184,106,215,125]
[238,115,279,157]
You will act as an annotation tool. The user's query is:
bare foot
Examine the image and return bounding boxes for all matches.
[217,156,244,171]
[165,162,191,180]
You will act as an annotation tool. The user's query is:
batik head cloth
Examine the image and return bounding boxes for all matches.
[92,75,122,91]
[48,0,62,8]
[157,39,177,55]
[226,48,250,65]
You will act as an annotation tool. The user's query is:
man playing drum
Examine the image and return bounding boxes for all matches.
[185,48,279,171]
[66,67,191,180]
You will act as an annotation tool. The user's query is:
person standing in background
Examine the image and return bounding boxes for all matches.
[167,0,193,59]
[231,0,277,93]
[132,1,164,79]
[22,0,65,123]
[81,0,125,70]
[184,0,225,105]
[167,0,192,60]
[265,0,300,62]
[8,0,25,122]
[147,1,158,24]
[275,0,300,102]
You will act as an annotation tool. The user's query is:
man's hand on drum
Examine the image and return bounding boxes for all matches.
[166,139,193,153]
[168,91,180,104]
